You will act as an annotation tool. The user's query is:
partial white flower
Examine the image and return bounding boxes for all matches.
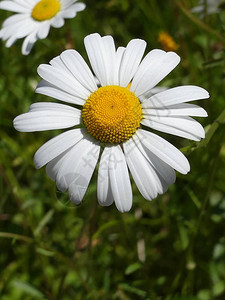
[0,0,85,55]
[14,33,209,212]
[191,0,223,16]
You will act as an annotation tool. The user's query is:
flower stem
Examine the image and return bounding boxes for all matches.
[175,0,225,44]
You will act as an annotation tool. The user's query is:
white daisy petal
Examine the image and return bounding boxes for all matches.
[2,13,29,27]
[51,16,64,28]
[36,80,85,106]
[70,2,86,12]
[34,128,84,169]
[13,0,33,9]
[119,39,147,87]
[114,47,125,85]
[130,49,180,96]
[4,18,38,40]
[68,145,100,204]
[0,1,30,13]
[46,149,71,181]
[124,139,165,200]
[191,6,205,13]
[49,55,69,71]
[136,129,190,174]
[142,103,208,117]
[132,134,176,185]
[37,22,50,39]
[60,49,98,92]
[61,0,78,9]
[56,137,100,195]
[5,35,18,47]
[84,33,117,86]
[101,35,117,85]
[13,103,81,132]
[191,0,221,15]
[28,102,79,112]
[60,3,86,18]
[97,147,114,207]
[59,9,76,18]
[21,31,37,55]
[139,86,169,102]
[84,33,107,86]
[37,64,91,100]
[141,116,205,141]
[143,86,168,96]
[142,86,209,108]
[109,145,132,213]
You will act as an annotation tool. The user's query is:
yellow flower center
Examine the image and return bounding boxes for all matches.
[82,86,142,144]
[32,0,61,21]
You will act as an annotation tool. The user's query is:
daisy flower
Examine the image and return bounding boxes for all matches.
[0,0,86,55]
[191,0,223,16]
[13,33,209,212]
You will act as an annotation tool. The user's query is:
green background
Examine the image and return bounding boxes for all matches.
[0,0,225,299]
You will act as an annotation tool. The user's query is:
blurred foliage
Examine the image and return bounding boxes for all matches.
[0,0,225,299]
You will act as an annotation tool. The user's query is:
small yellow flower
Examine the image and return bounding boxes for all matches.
[158,32,179,52]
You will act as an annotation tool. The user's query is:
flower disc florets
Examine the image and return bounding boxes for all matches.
[32,0,61,21]
[82,85,142,144]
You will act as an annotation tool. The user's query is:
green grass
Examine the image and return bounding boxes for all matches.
[0,0,225,299]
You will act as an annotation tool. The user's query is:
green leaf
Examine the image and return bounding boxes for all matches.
[0,232,33,243]
[119,283,147,298]
[197,289,211,300]
[11,280,45,299]
[187,188,201,209]
[34,209,54,236]
[178,224,189,250]
[125,262,142,275]
[213,281,225,296]
[213,244,225,259]
[92,220,119,239]
[36,247,55,257]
